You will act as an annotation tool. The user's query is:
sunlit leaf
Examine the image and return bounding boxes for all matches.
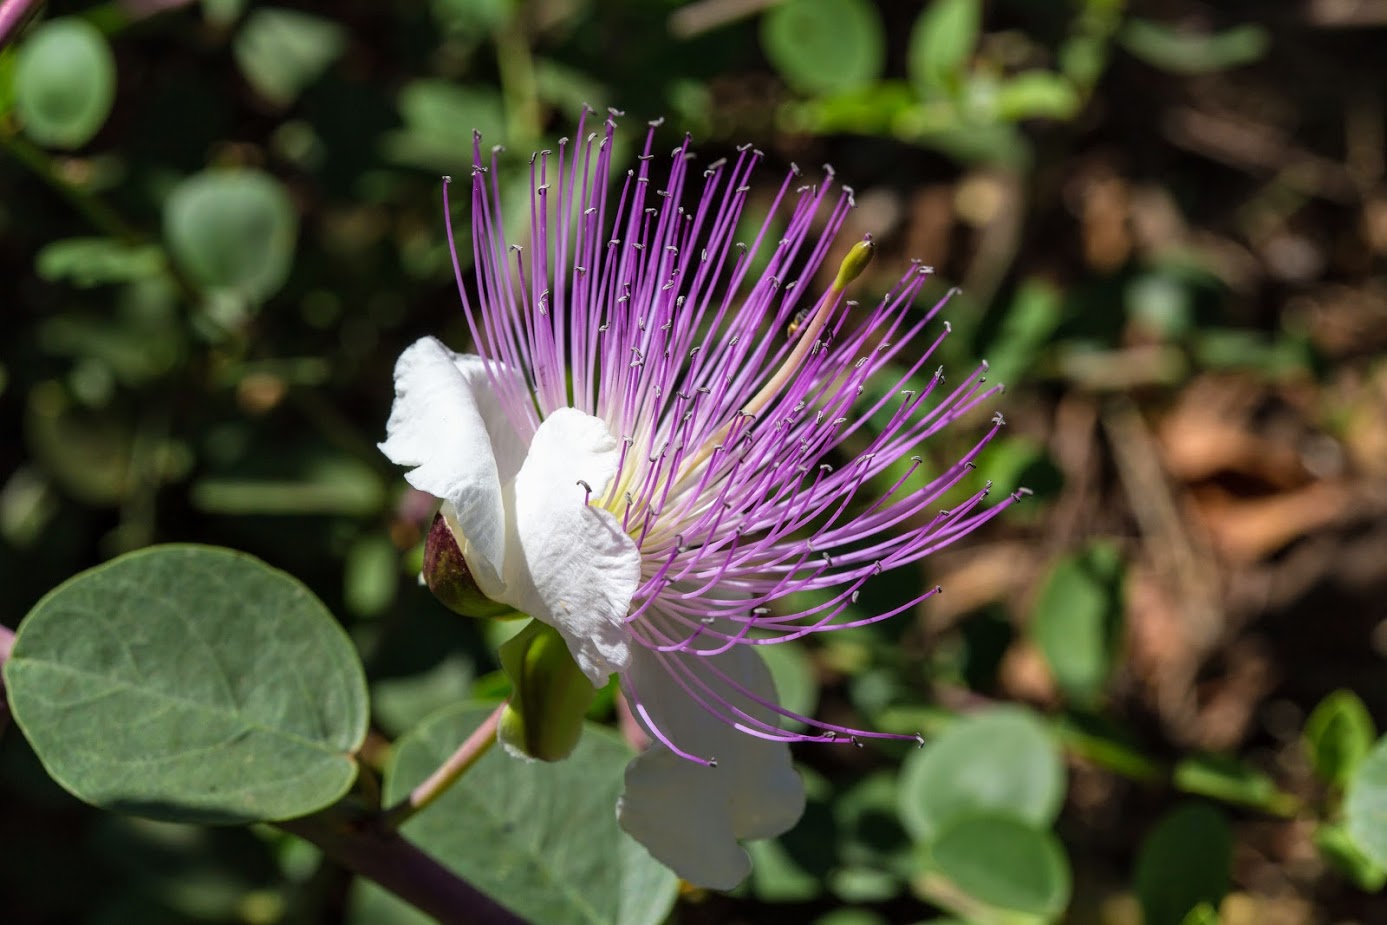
[4,545,369,824]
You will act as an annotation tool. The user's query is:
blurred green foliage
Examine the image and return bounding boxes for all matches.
[2,0,1385,922]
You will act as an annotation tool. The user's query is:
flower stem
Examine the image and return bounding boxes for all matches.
[0,127,140,241]
[382,701,505,830]
[277,807,526,925]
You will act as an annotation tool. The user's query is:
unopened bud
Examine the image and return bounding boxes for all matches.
[497,620,595,762]
[422,511,519,619]
[833,234,875,290]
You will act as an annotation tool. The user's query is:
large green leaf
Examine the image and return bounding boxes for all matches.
[899,706,1065,842]
[4,545,369,824]
[1133,803,1231,925]
[368,703,677,925]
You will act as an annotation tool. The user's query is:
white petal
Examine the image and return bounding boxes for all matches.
[616,644,806,890]
[501,408,640,686]
[450,353,529,483]
[379,338,527,591]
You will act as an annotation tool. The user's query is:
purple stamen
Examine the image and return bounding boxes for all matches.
[445,119,1023,764]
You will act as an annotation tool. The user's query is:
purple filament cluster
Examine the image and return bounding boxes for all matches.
[444,108,1027,765]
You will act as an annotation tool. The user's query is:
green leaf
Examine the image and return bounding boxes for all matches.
[14,18,117,149]
[163,169,298,305]
[977,437,1063,505]
[1029,541,1125,706]
[899,706,1065,842]
[1315,822,1387,893]
[3,545,369,824]
[1304,690,1376,788]
[36,237,168,288]
[1173,753,1298,815]
[1120,19,1269,75]
[761,0,885,97]
[370,704,678,925]
[758,639,818,733]
[746,838,824,903]
[382,80,506,172]
[928,814,1071,918]
[233,8,348,106]
[1133,803,1231,925]
[994,71,1080,122]
[906,0,981,97]
[980,276,1065,388]
[1345,736,1387,867]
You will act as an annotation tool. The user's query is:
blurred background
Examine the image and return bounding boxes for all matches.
[3,0,1387,923]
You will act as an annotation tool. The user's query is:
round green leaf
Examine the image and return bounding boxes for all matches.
[761,0,884,97]
[1346,736,1387,867]
[4,544,369,824]
[372,704,677,925]
[1305,689,1376,788]
[15,18,117,149]
[1133,803,1231,925]
[929,814,1071,917]
[164,169,298,304]
[1030,541,1126,705]
[899,706,1065,842]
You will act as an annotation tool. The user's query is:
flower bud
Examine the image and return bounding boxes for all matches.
[497,619,595,762]
[422,511,519,619]
[833,234,875,290]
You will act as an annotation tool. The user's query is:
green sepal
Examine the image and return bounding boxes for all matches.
[497,620,596,762]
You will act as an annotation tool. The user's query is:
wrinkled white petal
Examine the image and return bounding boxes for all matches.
[379,337,527,591]
[617,643,805,890]
[500,408,640,685]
